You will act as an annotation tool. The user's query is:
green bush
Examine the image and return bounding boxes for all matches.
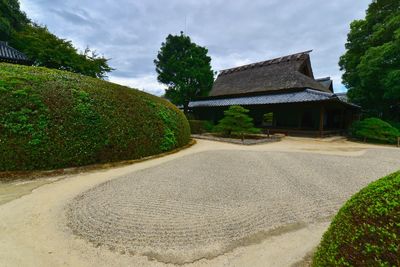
[313,171,400,266]
[188,120,214,134]
[214,105,260,138]
[188,120,204,134]
[389,121,400,131]
[203,121,214,132]
[0,63,190,171]
[350,117,400,144]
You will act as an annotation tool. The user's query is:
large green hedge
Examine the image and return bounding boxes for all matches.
[350,117,400,144]
[0,63,190,171]
[313,171,400,266]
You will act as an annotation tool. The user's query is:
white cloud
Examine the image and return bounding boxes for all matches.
[19,0,371,95]
[109,74,166,96]
[211,53,253,72]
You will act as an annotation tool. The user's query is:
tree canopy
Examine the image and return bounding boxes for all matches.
[0,0,29,40]
[154,32,214,113]
[339,0,400,121]
[10,24,113,78]
[0,0,112,78]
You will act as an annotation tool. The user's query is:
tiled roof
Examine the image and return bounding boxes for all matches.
[189,89,356,108]
[0,41,29,63]
[336,92,349,103]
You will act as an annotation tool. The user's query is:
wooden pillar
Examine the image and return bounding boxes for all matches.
[319,106,325,138]
[340,110,345,129]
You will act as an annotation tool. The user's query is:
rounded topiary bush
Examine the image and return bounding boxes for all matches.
[0,63,190,171]
[350,117,400,144]
[313,171,400,266]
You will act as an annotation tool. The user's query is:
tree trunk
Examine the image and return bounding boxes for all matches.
[183,101,189,115]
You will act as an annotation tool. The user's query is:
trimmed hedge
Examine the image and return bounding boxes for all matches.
[188,120,213,134]
[188,120,204,134]
[313,171,400,266]
[0,63,190,171]
[350,117,400,144]
[390,121,400,132]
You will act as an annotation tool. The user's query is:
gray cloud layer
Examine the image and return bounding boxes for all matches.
[20,0,371,95]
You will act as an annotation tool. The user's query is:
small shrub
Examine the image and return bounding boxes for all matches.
[189,120,204,134]
[350,117,400,144]
[312,171,400,266]
[214,105,260,138]
[203,120,214,132]
[263,112,273,126]
[389,121,400,131]
[188,120,214,134]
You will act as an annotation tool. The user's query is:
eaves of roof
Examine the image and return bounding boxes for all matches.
[189,89,359,108]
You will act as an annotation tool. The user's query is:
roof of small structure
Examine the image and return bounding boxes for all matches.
[0,41,30,64]
[189,89,358,108]
[336,92,350,103]
[316,77,333,92]
[209,51,332,97]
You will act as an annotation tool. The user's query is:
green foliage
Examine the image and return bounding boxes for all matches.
[0,0,112,78]
[350,117,400,144]
[0,63,190,171]
[263,112,273,126]
[154,32,214,113]
[389,121,400,131]
[313,171,400,266]
[157,106,179,151]
[0,0,29,40]
[203,120,214,132]
[188,120,214,134]
[188,120,203,134]
[215,106,261,137]
[10,24,113,78]
[339,0,400,121]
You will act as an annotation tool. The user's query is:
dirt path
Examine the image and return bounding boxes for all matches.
[0,138,399,267]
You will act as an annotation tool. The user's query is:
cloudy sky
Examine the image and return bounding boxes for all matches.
[19,0,371,95]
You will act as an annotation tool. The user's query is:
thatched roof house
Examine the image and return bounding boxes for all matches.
[210,50,330,96]
[0,41,30,65]
[189,51,360,137]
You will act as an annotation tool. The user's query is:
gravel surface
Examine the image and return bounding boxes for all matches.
[67,148,400,264]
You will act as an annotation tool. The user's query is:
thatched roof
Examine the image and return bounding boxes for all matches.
[0,41,30,65]
[209,51,332,97]
[316,77,333,92]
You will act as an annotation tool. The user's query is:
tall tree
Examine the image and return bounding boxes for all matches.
[0,0,29,40]
[154,32,214,113]
[11,24,113,78]
[1,0,113,78]
[339,0,400,121]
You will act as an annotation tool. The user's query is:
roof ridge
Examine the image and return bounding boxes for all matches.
[219,50,313,76]
[305,88,334,96]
